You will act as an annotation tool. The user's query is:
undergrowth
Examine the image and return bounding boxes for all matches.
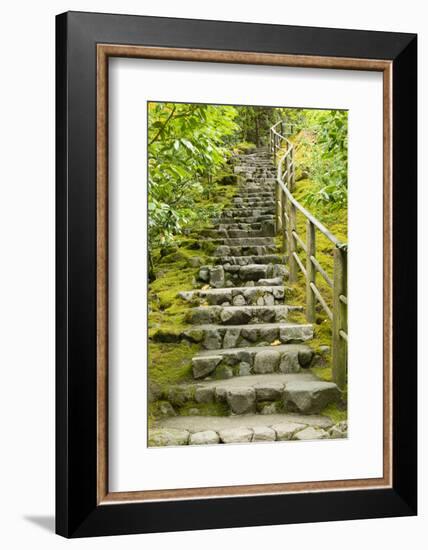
[148,169,241,419]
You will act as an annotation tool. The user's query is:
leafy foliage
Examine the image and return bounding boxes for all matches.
[148,102,238,257]
[148,102,348,278]
[288,110,348,208]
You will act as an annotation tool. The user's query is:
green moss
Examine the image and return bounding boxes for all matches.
[311,366,333,382]
[211,365,233,380]
[149,400,173,417]
[148,341,198,388]
[321,402,347,424]
[201,240,218,255]
[190,175,239,229]
[148,162,242,405]
[148,257,195,338]
[232,141,257,154]
[167,385,195,406]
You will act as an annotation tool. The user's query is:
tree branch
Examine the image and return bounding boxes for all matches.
[149,105,177,146]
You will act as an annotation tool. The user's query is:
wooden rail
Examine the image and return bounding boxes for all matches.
[270,121,348,389]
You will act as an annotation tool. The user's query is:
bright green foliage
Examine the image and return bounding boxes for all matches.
[289,110,348,208]
[148,103,348,270]
[148,102,238,263]
[321,403,347,424]
[147,102,349,423]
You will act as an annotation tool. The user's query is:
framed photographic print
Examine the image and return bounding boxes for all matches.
[56,11,417,538]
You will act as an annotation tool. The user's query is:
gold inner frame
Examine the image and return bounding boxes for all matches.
[96,44,393,505]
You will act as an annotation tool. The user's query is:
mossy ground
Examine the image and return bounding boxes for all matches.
[148,172,240,419]
[148,144,347,426]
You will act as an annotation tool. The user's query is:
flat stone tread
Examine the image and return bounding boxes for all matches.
[219,211,275,216]
[191,304,291,311]
[206,237,275,243]
[191,371,317,391]
[188,285,288,295]
[154,412,333,433]
[196,343,312,357]
[188,322,313,331]
[220,263,281,268]
[209,255,285,263]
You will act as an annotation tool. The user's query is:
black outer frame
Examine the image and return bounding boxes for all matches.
[56,11,417,538]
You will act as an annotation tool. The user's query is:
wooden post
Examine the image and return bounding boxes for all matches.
[275,180,282,235]
[281,189,287,253]
[286,150,297,282]
[306,220,316,322]
[273,133,277,164]
[332,246,348,389]
[287,202,297,283]
[290,144,295,192]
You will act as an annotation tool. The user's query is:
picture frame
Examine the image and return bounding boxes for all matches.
[56,11,417,538]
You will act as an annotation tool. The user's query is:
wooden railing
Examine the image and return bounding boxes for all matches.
[270,121,348,389]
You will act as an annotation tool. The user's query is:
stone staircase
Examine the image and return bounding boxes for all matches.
[149,148,346,447]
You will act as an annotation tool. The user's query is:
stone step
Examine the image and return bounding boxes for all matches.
[201,227,271,239]
[238,185,275,193]
[230,203,275,211]
[235,191,274,198]
[207,236,275,246]
[183,322,313,350]
[223,262,286,282]
[179,285,289,306]
[211,254,285,266]
[235,171,274,177]
[236,183,273,188]
[241,174,275,180]
[232,197,275,205]
[212,244,278,258]
[243,156,272,160]
[197,263,287,286]
[188,304,298,325]
[215,214,274,224]
[194,373,340,414]
[235,164,274,170]
[233,191,274,197]
[220,207,275,217]
[237,165,273,169]
[159,373,341,416]
[195,343,314,375]
[149,412,341,446]
[216,221,263,230]
[241,182,275,188]
[238,164,273,167]
[231,200,274,208]
[225,203,275,211]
